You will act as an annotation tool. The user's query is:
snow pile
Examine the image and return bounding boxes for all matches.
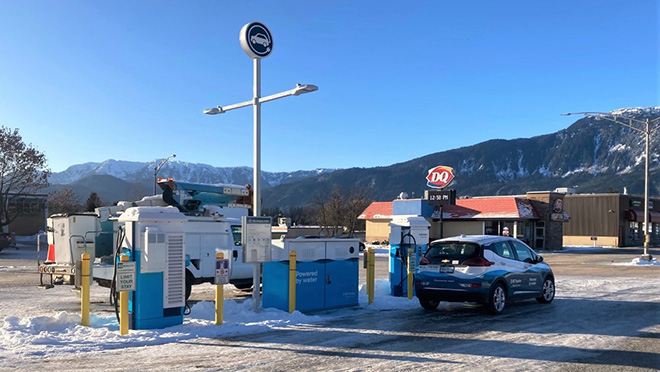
[1,297,318,357]
[0,280,416,358]
[630,257,660,266]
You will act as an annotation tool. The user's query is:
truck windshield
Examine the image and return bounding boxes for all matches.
[230,226,242,246]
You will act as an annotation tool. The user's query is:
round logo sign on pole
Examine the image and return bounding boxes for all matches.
[240,21,273,59]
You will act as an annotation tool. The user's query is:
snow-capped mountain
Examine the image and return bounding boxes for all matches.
[49,106,660,210]
[263,106,660,208]
[50,160,335,188]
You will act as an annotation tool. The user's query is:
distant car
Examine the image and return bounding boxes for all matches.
[414,235,555,314]
[0,233,12,251]
[250,33,270,47]
[333,236,365,252]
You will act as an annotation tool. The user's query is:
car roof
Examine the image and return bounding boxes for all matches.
[431,234,516,246]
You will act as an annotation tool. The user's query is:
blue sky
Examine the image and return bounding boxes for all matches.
[0,1,657,173]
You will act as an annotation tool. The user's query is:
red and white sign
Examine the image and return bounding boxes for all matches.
[426,166,455,189]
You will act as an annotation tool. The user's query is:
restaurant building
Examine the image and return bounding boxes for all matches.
[359,190,569,251]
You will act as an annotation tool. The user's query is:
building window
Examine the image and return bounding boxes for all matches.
[629,222,639,240]
[484,221,498,235]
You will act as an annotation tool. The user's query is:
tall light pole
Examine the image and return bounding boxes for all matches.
[562,111,658,259]
[204,22,318,309]
[153,154,176,195]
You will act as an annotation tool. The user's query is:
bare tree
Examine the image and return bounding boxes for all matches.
[313,187,371,237]
[289,206,311,226]
[0,127,50,228]
[342,188,371,236]
[48,188,82,215]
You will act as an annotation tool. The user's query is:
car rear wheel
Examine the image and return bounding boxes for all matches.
[487,283,506,315]
[419,297,440,310]
[536,277,555,304]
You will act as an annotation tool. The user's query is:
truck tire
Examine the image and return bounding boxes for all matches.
[233,282,253,291]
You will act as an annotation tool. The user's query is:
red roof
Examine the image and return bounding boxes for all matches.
[359,197,539,220]
[443,197,539,219]
[358,201,393,220]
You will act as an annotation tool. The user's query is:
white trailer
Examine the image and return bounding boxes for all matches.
[38,213,101,286]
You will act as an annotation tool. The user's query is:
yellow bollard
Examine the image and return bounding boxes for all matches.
[364,248,370,298]
[289,251,296,313]
[368,248,375,305]
[120,254,129,335]
[215,252,224,325]
[407,248,413,300]
[365,248,371,298]
[81,253,90,326]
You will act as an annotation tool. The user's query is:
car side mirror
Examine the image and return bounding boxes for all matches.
[536,256,544,263]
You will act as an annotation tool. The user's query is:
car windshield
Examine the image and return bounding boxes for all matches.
[424,241,481,264]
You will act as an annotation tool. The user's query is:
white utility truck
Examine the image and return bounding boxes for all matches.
[38,179,255,298]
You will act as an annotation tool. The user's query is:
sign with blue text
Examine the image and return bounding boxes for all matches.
[240,22,273,59]
[214,258,229,285]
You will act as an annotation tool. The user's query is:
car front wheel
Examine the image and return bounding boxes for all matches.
[487,283,506,315]
[536,277,555,304]
[419,297,440,310]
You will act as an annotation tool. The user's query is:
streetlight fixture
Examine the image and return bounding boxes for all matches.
[153,154,176,195]
[204,84,318,115]
[203,83,318,216]
[562,111,659,259]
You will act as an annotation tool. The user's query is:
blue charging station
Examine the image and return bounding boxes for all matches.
[388,216,430,297]
[263,238,359,312]
[118,207,187,329]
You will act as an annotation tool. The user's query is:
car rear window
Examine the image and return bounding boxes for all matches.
[424,242,481,264]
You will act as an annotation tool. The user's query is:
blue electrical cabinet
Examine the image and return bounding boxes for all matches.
[324,240,359,309]
[263,238,359,313]
[388,216,430,297]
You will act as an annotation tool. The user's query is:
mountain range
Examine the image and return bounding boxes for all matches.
[48,107,660,210]
[46,161,334,205]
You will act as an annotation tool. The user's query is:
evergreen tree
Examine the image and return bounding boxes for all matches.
[84,192,103,212]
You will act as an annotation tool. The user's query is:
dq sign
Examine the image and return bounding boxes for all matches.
[426,166,455,189]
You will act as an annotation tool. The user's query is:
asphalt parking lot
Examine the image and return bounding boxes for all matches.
[1,244,659,371]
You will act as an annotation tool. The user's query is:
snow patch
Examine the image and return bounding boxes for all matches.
[609,143,629,153]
